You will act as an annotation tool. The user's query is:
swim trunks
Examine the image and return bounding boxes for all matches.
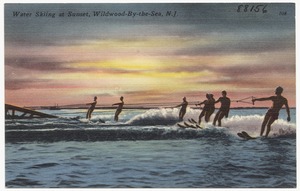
[266,109,279,120]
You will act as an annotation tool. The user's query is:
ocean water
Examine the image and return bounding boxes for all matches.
[5,108,296,188]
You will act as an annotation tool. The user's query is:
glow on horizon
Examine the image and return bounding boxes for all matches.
[5,3,295,107]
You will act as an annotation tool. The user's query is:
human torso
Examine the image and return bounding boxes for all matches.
[219,97,230,110]
[181,101,188,110]
[91,101,97,109]
[203,99,215,111]
[117,101,124,110]
[270,96,287,113]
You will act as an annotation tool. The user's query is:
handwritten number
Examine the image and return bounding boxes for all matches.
[262,5,268,13]
[237,4,268,13]
[237,5,242,12]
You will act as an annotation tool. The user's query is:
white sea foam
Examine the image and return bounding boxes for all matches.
[124,108,295,137]
[8,108,294,138]
[126,108,180,125]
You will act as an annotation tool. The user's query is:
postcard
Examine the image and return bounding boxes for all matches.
[4,2,296,189]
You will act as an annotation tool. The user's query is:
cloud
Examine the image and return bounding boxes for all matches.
[5,57,72,72]
[5,77,89,90]
[212,62,294,77]
[5,56,147,75]
[4,3,295,106]
[5,79,50,90]
[173,33,295,56]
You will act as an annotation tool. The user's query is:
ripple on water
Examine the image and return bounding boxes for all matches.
[26,162,60,169]
[6,178,42,187]
[70,155,92,160]
[57,179,85,187]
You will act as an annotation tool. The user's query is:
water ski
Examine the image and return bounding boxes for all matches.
[188,118,204,129]
[188,118,197,124]
[82,118,106,124]
[98,119,105,123]
[177,123,188,128]
[237,131,256,140]
[190,118,197,124]
[176,121,203,129]
[196,124,204,129]
[184,122,198,129]
[73,117,105,123]
[237,133,245,139]
[70,116,81,121]
[89,119,105,123]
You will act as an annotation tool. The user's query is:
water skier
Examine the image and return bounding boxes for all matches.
[252,86,290,137]
[207,94,216,120]
[175,97,188,121]
[112,96,124,121]
[86,96,97,120]
[213,90,231,126]
[196,94,215,125]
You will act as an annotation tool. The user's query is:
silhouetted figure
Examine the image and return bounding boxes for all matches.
[252,86,290,137]
[112,96,124,121]
[213,91,231,126]
[196,94,215,125]
[86,96,97,120]
[207,94,215,121]
[175,97,188,121]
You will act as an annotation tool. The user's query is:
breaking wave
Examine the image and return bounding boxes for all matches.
[5,108,295,142]
[126,108,179,126]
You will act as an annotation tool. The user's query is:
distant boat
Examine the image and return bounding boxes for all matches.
[49,105,61,110]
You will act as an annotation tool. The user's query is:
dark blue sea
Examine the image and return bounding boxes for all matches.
[5,108,296,188]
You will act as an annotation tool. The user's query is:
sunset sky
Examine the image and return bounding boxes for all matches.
[5,3,295,107]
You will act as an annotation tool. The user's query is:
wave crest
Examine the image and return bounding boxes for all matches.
[126,108,180,126]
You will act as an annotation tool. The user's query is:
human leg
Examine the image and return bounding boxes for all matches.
[198,111,205,125]
[213,110,221,126]
[86,111,89,119]
[114,111,118,121]
[260,113,271,136]
[205,113,210,122]
[179,110,186,121]
[86,109,91,119]
[205,109,215,122]
[217,111,226,126]
[265,117,276,137]
[114,110,122,121]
